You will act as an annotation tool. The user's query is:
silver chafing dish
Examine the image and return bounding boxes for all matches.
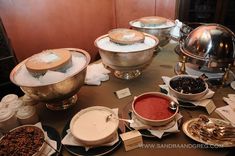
[176,24,235,85]
[180,24,235,69]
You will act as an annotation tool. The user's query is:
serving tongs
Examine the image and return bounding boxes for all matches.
[192,115,235,142]
[200,127,235,142]
[44,139,60,153]
[213,127,235,138]
[40,139,60,155]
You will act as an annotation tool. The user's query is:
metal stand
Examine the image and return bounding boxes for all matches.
[114,70,141,80]
[46,95,78,110]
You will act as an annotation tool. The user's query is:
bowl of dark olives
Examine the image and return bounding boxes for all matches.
[169,75,208,101]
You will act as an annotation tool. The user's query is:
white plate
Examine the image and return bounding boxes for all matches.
[182,118,235,147]
[230,81,235,90]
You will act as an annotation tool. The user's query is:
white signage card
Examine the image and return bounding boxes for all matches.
[195,99,216,114]
[115,88,131,99]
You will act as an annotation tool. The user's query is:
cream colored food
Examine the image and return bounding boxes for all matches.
[97,36,156,52]
[71,109,118,141]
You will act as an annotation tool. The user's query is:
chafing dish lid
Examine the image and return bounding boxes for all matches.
[181,24,235,62]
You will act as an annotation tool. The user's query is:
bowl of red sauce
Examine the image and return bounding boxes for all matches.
[132,92,178,126]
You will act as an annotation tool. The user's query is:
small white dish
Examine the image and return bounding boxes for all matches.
[230,81,235,90]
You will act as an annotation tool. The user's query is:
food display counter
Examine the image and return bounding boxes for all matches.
[34,43,235,156]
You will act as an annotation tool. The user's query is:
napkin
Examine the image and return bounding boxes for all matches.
[160,76,215,107]
[223,94,235,111]
[130,113,182,139]
[215,106,235,127]
[0,102,5,108]
[61,108,119,151]
[170,19,183,39]
[85,63,110,85]
[34,122,57,156]
[62,129,119,151]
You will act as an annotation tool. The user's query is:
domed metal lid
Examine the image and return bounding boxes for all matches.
[180,24,235,68]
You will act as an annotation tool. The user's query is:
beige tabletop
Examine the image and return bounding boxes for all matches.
[35,43,235,156]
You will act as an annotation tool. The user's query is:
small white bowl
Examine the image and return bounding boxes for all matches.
[169,75,208,101]
[70,106,119,146]
[230,81,235,90]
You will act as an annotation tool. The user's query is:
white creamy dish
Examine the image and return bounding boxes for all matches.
[96,36,156,52]
[70,106,119,144]
[131,20,175,29]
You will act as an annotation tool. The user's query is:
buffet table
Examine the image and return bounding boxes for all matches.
[35,43,235,156]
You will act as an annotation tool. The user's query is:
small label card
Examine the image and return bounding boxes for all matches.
[120,130,143,151]
[196,99,216,114]
[114,88,131,99]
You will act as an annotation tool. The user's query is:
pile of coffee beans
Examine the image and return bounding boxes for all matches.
[0,126,44,156]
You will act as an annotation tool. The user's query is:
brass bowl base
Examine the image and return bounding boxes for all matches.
[46,95,78,110]
[114,70,141,80]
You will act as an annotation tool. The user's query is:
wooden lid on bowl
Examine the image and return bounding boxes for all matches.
[25,49,72,74]
[108,28,145,45]
[139,16,167,26]
[132,92,178,126]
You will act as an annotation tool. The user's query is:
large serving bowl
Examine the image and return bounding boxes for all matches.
[132,92,178,126]
[169,75,209,101]
[0,125,46,156]
[129,16,175,47]
[94,33,158,80]
[180,24,235,69]
[70,106,119,146]
[10,48,90,110]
